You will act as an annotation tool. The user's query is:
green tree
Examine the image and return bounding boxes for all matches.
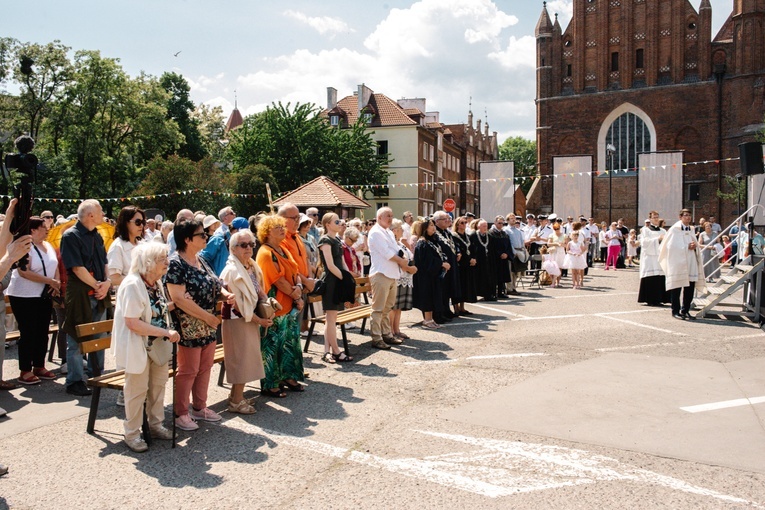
[193,103,226,161]
[227,102,388,193]
[160,72,206,161]
[231,163,278,216]
[51,50,182,202]
[13,40,73,141]
[133,156,232,217]
[499,136,537,194]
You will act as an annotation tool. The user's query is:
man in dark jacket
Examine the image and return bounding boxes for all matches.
[489,215,513,298]
[62,199,113,396]
[433,211,460,323]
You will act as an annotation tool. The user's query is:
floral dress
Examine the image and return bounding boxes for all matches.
[165,254,222,348]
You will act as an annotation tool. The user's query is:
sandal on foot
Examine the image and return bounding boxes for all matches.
[333,352,354,363]
[280,380,305,392]
[17,372,41,385]
[260,387,287,398]
[228,399,256,415]
[422,320,441,330]
[0,380,18,391]
[33,368,56,380]
[395,332,410,340]
[322,352,336,364]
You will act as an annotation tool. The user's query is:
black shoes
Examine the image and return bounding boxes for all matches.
[66,381,92,396]
[672,313,685,320]
[681,311,696,320]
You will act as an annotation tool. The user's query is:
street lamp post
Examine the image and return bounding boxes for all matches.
[606,143,616,225]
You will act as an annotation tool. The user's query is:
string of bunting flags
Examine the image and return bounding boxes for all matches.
[0,156,742,204]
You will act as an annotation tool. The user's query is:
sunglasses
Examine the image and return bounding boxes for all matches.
[133,219,146,226]
[334,220,347,226]
[236,242,256,248]
[309,213,319,217]
[193,232,209,239]
[42,215,54,220]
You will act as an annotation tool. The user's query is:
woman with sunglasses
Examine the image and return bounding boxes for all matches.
[108,206,146,289]
[166,219,236,430]
[219,230,271,413]
[317,213,353,363]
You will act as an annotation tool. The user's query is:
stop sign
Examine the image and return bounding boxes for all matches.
[443,198,456,212]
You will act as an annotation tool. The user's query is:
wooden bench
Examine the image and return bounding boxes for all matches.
[76,319,225,435]
[303,276,372,355]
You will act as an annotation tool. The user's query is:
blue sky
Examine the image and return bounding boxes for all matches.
[8,0,731,142]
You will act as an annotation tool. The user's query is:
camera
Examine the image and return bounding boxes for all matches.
[2,135,38,270]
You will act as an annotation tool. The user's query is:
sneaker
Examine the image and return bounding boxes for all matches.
[59,363,68,375]
[300,331,309,338]
[116,391,125,407]
[174,414,199,431]
[0,406,6,418]
[149,425,175,440]
[66,381,92,396]
[190,407,222,422]
[124,436,148,453]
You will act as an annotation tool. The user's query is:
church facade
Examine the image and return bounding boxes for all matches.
[534,0,765,226]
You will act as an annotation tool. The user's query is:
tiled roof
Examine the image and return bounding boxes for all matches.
[273,176,370,209]
[330,93,418,127]
[226,108,243,131]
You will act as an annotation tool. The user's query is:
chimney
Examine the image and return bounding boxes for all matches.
[327,87,337,110]
[357,83,373,114]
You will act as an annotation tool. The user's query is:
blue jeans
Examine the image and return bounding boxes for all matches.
[65,297,107,387]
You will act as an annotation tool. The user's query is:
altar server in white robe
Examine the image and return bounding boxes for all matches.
[637,210,669,306]
[658,209,706,320]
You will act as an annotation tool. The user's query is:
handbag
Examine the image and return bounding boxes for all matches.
[145,285,173,365]
[33,245,64,305]
[308,274,326,296]
[255,296,282,320]
[174,309,217,341]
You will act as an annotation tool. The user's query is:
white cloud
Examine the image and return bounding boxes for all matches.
[487,35,536,70]
[283,10,354,38]
[546,0,574,29]
[188,72,225,93]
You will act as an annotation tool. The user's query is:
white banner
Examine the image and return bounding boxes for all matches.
[552,156,592,218]
[747,145,765,225]
[479,161,514,221]
[638,152,683,223]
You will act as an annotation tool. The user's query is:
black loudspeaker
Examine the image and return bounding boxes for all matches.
[688,184,700,202]
[740,142,764,175]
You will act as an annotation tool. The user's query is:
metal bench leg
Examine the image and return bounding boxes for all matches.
[86,387,101,434]
[142,402,152,446]
[360,317,367,335]
[340,325,349,355]
[218,361,226,387]
[303,321,317,353]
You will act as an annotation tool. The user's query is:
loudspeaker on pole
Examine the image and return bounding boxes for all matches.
[739,142,764,176]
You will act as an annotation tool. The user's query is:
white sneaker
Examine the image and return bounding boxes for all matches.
[175,414,199,431]
[59,363,68,375]
[124,436,148,453]
[0,406,6,417]
[116,391,125,407]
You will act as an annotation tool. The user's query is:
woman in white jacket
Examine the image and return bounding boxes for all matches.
[112,242,179,453]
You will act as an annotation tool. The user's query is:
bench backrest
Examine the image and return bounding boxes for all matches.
[4,295,10,316]
[354,276,371,304]
[75,320,114,354]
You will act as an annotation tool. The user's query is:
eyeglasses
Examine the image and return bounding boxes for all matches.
[236,242,256,248]
[42,215,54,220]
[133,219,146,226]
[309,213,319,217]
[193,232,209,239]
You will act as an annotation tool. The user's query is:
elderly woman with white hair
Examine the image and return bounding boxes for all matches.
[112,242,180,453]
[219,230,272,413]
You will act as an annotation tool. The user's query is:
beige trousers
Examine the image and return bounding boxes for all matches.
[123,358,169,440]
[370,273,397,341]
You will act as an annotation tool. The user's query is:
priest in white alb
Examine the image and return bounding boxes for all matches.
[658,209,706,320]
[637,210,669,306]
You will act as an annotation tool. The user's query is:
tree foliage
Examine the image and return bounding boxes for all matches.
[499,136,537,194]
[160,72,206,161]
[227,102,388,193]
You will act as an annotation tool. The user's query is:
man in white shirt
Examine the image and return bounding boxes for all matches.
[531,214,552,269]
[562,216,575,235]
[144,218,157,241]
[504,214,526,295]
[367,207,416,349]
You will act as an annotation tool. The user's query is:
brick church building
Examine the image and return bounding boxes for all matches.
[533,0,765,226]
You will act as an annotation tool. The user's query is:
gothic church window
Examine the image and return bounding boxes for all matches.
[604,112,651,175]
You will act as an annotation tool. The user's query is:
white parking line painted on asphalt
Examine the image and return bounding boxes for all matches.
[469,303,529,318]
[680,396,765,413]
[403,353,547,366]
[466,353,547,360]
[224,420,760,504]
[550,291,639,300]
[514,314,586,321]
[727,332,765,340]
[595,314,688,337]
[595,341,685,352]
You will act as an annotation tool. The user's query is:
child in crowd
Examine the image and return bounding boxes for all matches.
[540,245,561,287]
[563,231,587,289]
[626,229,639,268]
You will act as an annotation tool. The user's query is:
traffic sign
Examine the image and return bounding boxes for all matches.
[443,198,456,212]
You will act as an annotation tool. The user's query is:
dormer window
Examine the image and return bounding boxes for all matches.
[363,113,373,124]
[330,115,339,126]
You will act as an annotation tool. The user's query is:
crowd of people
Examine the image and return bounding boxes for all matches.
[0,197,746,457]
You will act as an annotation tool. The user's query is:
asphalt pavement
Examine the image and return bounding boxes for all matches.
[1,264,764,509]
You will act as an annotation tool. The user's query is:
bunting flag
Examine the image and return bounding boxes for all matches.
[0,155,745,204]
